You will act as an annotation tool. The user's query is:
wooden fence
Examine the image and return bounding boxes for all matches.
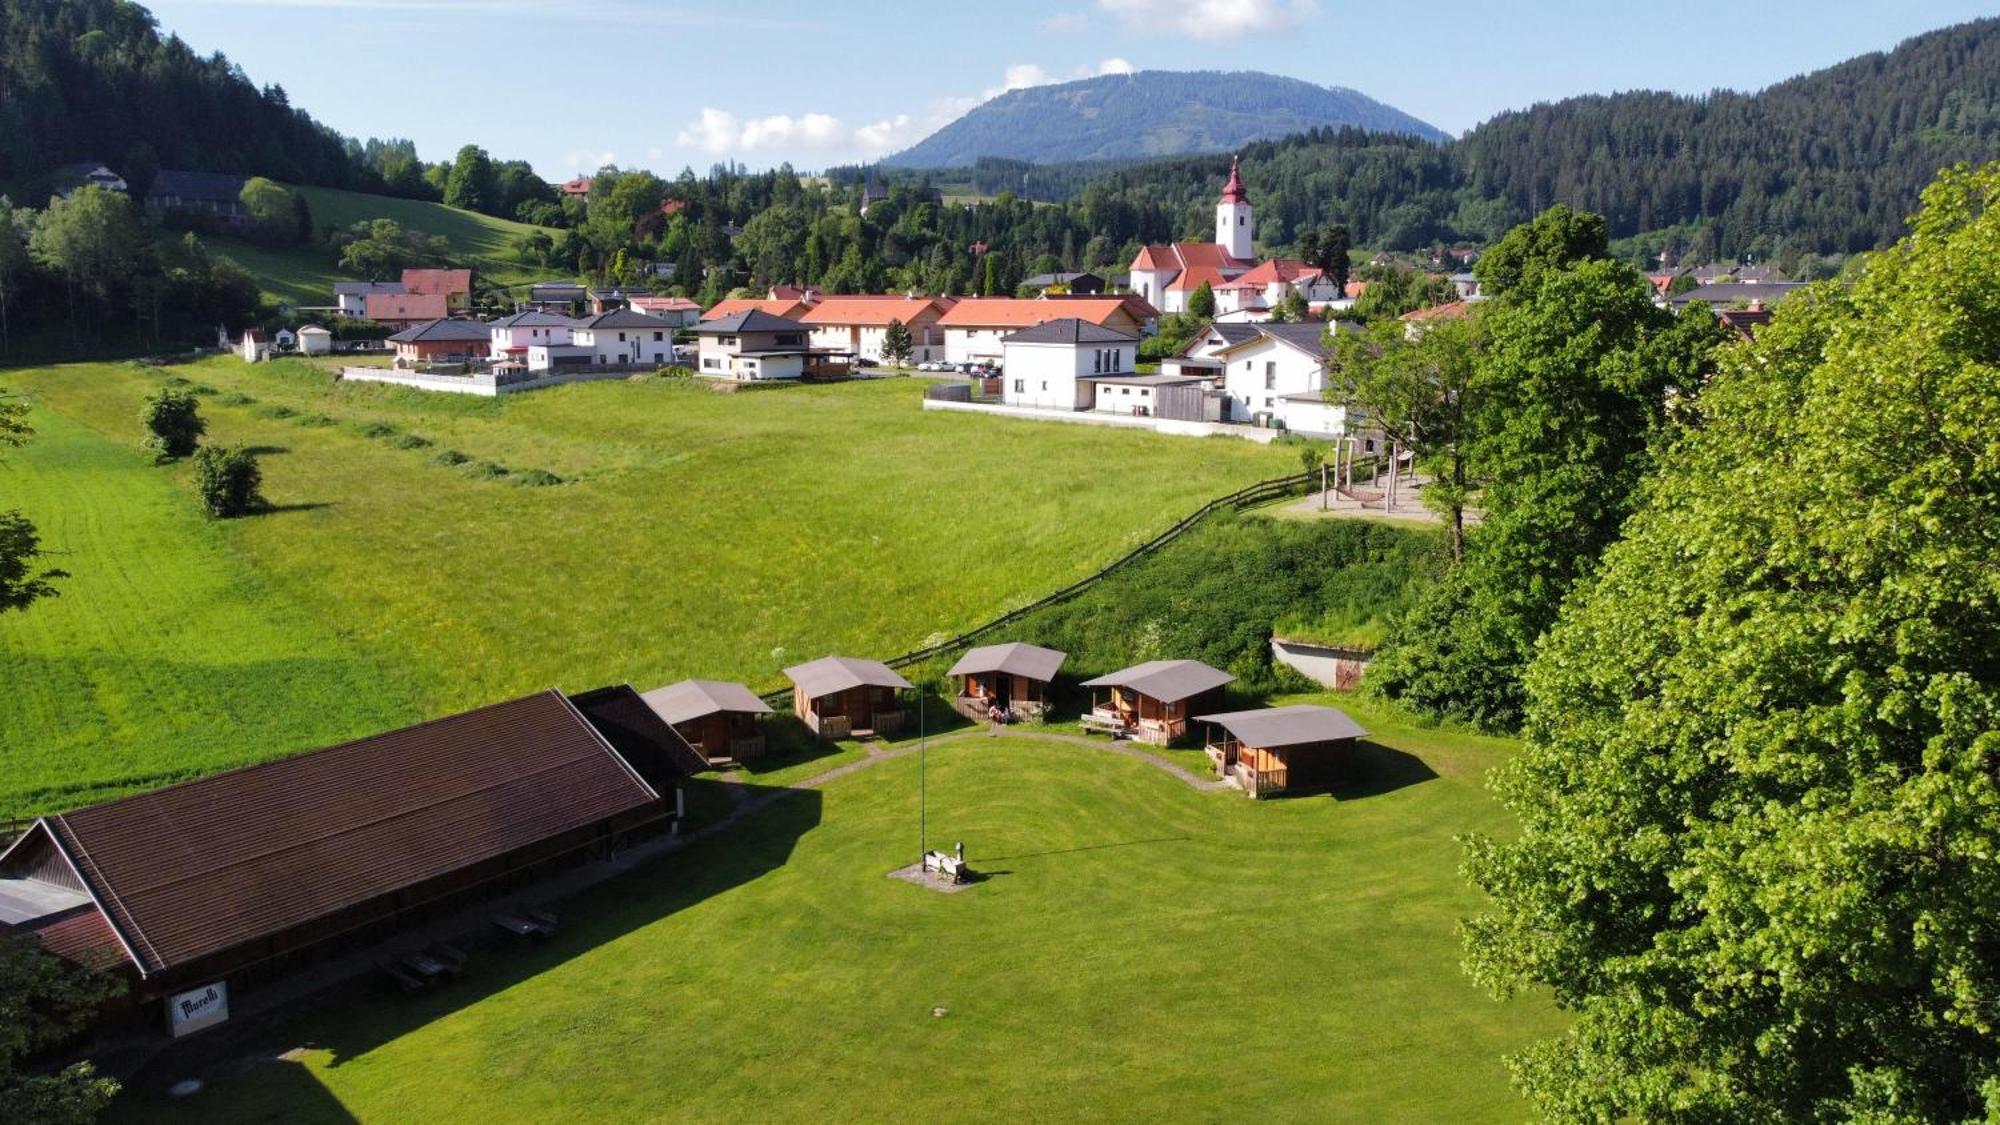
[757,469,1320,704]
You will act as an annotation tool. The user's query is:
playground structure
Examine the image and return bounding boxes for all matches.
[1318,437,1416,513]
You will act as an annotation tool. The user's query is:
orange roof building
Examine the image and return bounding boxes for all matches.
[701,298,809,322]
[940,298,1148,365]
[800,296,953,364]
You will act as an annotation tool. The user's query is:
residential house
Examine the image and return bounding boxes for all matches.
[998,319,1140,410]
[938,297,1148,366]
[948,643,1066,723]
[487,310,575,368]
[560,176,592,204]
[527,282,587,314]
[386,319,492,367]
[1174,321,1360,435]
[54,162,129,195]
[1670,281,1806,311]
[768,283,823,306]
[1198,704,1368,798]
[640,679,773,764]
[334,281,407,318]
[402,269,473,313]
[364,291,450,330]
[1449,273,1483,301]
[143,170,249,229]
[785,656,912,740]
[587,286,652,314]
[1023,271,1107,295]
[0,690,698,1018]
[1399,300,1474,326]
[800,296,952,364]
[571,308,675,366]
[1212,259,1339,319]
[703,297,809,321]
[296,325,333,356]
[627,296,702,327]
[691,309,820,380]
[1081,660,1235,746]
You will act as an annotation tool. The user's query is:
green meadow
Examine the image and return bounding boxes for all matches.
[0,358,1293,813]
[124,714,1558,1123]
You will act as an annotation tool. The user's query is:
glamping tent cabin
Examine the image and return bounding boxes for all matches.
[947,642,1067,722]
[1196,704,1369,798]
[784,656,913,740]
[641,679,774,764]
[1081,660,1235,745]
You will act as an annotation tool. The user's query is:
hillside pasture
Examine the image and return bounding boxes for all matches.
[122,710,1557,1122]
[0,359,1293,813]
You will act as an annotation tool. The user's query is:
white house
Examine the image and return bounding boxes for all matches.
[691,308,820,381]
[1127,158,1257,314]
[571,308,675,366]
[488,310,575,364]
[997,318,1140,410]
[938,298,1147,366]
[1172,321,1363,436]
[333,281,406,318]
[296,324,333,356]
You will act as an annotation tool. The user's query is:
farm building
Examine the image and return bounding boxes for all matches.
[947,642,1067,722]
[1082,660,1235,745]
[641,679,775,764]
[785,656,913,740]
[1197,704,1369,798]
[0,689,700,1033]
[296,324,333,356]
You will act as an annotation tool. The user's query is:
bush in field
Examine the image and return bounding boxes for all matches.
[430,449,469,467]
[512,468,562,487]
[191,445,263,517]
[139,388,204,459]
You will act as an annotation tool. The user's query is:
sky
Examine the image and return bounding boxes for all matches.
[142,0,1999,179]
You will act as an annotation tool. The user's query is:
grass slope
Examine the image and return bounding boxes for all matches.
[129,706,1556,1122]
[0,398,420,812]
[0,359,1292,814]
[203,185,561,307]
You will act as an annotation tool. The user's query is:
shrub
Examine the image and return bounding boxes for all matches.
[296,413,337,427]
[392,433,432,450]
[217,392,255,406]
[430,449,470,467]
[512,468,562,487]
[256,404,297,420]
[355,421,399,440]
[461,460,508,479]
[188,383,218,396]
[191,446,264,517]
[139,389,205,460]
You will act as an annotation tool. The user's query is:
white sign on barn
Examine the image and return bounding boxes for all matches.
[166,982,229,1037]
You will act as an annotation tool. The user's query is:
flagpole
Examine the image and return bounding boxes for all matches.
[919,683,927,864]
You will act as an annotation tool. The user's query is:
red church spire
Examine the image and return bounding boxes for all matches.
[1218,156,1249,206]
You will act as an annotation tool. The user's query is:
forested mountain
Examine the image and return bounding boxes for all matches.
[881,17,2000,264]
[886,71,1446,168]
[0,0,369,195]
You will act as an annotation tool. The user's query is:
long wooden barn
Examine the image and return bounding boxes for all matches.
[0,688,705,1031]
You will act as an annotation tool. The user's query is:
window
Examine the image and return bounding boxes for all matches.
[618,332,627,342]
[1093,349,1103,374]
[653,331,664,341]
[778,333,804,346]
[1040,381,1048,391]
[720,335,737,347]
[1264,361,1277,390]
[1013,378,1024,393]
[1365,438,1376,453]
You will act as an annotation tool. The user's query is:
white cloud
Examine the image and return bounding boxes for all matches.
[564,149,618,171]
[673,107,918,159]
[1097,0,1316,41]
[1096,57,1136,76]
[1041,11,1089,31]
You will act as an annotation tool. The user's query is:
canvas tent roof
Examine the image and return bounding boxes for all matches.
[642,679,775,726]
[946,642,1068,682]
[784,656,913,698]
[1082,660,1235,703]
[1195,704,1368,748]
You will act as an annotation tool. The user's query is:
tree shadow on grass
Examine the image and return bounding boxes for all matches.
[1325,740,1439,801]
[256,501,336,516]
[981,835,1190,862]
[241,445,290,457]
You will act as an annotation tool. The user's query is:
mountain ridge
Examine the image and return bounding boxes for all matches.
[885,70,1446,168]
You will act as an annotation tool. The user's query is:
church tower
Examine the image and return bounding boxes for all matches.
[1215,157,1253,261]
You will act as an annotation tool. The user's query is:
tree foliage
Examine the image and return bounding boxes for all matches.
[1186,279,1216,319]
[139,387,203,459]
[880,318,912,365]
[1463,161,2000,1122]
[192,444,263,518]
[0,936,122,1124]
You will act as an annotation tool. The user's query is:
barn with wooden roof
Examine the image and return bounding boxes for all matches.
[0,688,704,1030]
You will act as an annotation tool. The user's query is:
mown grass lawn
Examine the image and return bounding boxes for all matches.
[126,713,1556,1123]
[0,358,1293,813]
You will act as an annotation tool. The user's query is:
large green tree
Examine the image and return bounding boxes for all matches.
[29,186,143,337]
[442,145,499,214]
[0,402,63,621]
[1463,162,2000,1122]
[0,936,122,1124]
[1367,206,1722,729]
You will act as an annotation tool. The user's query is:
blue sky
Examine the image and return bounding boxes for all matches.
[144,0,1997,179]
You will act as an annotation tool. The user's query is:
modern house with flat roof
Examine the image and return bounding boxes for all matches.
[1081,660,1236,745]
[998,318,1141,411]
[572,307,675,366]
[784,656,913,740]
[692,308,825,380]
[1197,704,1368,798]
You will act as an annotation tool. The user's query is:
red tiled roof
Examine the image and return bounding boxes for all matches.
[629,296,700,313]
[937,298,1133,329]
[401,268,472,297]
[1168,265,1232,294]
[702,298,806,321]
[801,296,948,327]
[562,177,592,195]
[1218,157,1249,206]
[1400,300,1473,323]
[1232,259,1318,287]
[365,292,449,323]
[44,691,662,976]
[1129,241,1252,277]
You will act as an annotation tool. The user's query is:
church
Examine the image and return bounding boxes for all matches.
[1128,159,1341,319]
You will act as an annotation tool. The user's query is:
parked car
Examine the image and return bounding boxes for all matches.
[854,356,878,369]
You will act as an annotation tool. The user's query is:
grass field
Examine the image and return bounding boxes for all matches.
[201,185,561,307]
[122,696,1558,1123]
[0,358,1294,813]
